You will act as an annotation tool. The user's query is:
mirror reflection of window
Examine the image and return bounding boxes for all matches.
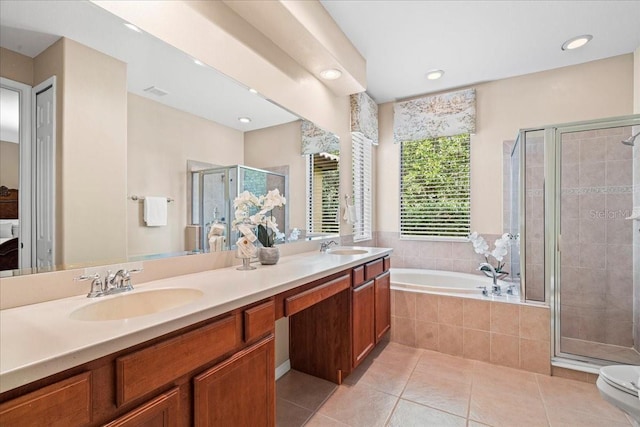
[306,152,340,236]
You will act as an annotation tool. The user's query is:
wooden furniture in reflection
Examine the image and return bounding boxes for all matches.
[0,186,18,219]
[0,186,19,270]
[0,238,18,271]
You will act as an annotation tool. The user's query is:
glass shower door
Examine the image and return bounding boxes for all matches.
[557,124,638,364]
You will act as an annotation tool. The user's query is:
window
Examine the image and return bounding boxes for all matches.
[400,134,470,238]
[352,133,372,241]
[306,152,340,235]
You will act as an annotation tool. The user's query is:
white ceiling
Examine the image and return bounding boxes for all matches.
[0,0,299,132]
[321,0,640,103]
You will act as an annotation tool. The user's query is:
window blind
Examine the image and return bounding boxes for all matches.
[306,152,340,235]
[352,133,372,241]
[400,134,470,238]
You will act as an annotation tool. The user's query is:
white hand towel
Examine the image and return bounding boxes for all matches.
[144,197,168,226]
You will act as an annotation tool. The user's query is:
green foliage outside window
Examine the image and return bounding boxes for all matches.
[400,134,470,237]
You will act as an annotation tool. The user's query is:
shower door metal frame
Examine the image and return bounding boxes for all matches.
[547,115,640,369]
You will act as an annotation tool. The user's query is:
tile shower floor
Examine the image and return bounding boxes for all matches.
[276,342,632,427]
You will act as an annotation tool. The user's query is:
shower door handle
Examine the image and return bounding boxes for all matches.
[557,234,561,253]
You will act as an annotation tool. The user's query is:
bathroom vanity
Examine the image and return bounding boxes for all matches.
[0,248,391,426]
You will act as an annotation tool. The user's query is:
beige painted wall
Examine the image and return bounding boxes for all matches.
[34,38,129,266]
[0,141,19,188]
[127,93,244,258]
[0,47,34,86]
[377,54,635,235]
[244,120,305,230]
[635,46,640,114]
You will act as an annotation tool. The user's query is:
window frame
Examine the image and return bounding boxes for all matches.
[399,133,471,240]
[352,133,372,242]
[305,152,340,236]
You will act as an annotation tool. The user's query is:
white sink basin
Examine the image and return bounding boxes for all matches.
[70,288,204,321]
[327,248,369,255]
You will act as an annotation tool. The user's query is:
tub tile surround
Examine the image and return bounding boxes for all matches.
[376,231,510,277]
[276,342,630,426]
[391,291,551,375]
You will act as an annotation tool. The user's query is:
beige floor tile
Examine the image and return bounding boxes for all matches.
[304,413,351,427]
[537,375,630,423]
[473,360,539,395]
[343,358,414,396]
[387,399,467,427]
[545,405,631,427]
[276,370,337,412]
[316,382,398,427]
[276,398,313,427]
[469,382,548,427]
[413,350,475,385]
[402,369,471,418]
[368,341,423,367]
[467,421,492,427]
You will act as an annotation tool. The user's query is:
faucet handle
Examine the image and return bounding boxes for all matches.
[75,273,99,282]
[75,273,103,298]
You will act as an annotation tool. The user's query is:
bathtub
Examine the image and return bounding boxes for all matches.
[390,268,511,295]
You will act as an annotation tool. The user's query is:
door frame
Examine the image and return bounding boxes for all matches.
[0,77,32,269]
[32,76,57,268]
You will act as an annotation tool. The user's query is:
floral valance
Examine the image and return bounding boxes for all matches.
[350,92,378,145]
[393,88,476,143]
[301,120,340,155]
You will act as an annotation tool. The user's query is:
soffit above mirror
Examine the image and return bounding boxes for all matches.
[223,0,367,97]
[0,0,299,132]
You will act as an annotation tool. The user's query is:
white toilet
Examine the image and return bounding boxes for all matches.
[597,365,640,423]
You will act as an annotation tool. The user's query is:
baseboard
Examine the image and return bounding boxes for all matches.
[275,359,291,380]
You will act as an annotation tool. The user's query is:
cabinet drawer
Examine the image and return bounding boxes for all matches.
[0,372,91,427]
[285,274,350,316]
[364,259,383,281]
[244,299,275,343]
[116,315,238,406]
[352,266,365,288]
[104,387,180,427]
[383,256,391,272]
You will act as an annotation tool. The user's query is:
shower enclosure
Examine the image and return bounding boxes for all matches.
[191,165,287,253]
[513,114,640,369]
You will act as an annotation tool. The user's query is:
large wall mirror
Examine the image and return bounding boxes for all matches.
[0,0,339,275]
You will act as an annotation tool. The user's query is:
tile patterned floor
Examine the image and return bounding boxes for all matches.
[276,342,633,427]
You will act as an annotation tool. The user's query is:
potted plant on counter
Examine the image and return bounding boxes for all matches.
[232,189,286,266]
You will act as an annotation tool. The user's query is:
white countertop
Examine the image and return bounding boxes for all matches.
[0,247,392,393]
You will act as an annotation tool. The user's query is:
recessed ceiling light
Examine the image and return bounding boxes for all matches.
[426,69,445,80]
[193,59,205,67]
[238,117,252,124]
[248,88,258,94]
[561,35,593,51]
[319,68,342,80]
[124,23,142,33]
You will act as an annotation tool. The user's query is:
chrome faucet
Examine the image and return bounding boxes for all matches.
[320,240,338,252]
[76,268,142,298]
[107,269,134,294]
[478,262,501,296]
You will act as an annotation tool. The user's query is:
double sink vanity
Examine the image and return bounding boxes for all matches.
[0,246,392,426]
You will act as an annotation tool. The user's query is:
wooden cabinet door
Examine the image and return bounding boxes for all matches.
[352,280,375,368]
[194,336,275,427]
[374,271,391,343]
[104,388,180,427]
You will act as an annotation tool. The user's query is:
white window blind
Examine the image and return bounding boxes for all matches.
[400,134,471,238]
[306,152,340,235]
[352,133,372,241]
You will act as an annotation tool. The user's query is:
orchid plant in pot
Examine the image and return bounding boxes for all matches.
[232,189,286,268]
[468,232,511,279]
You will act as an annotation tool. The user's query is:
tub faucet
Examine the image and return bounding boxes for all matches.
[478,262,501,296]
[320,240,338,252]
